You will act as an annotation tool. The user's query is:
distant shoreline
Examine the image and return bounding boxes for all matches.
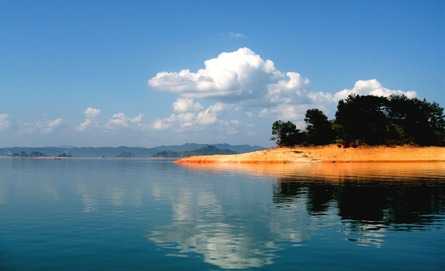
[0,143,262,159]
[176,145,445,164]
[0,156,177,160]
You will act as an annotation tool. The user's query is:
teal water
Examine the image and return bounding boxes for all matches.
[0,159,444,270]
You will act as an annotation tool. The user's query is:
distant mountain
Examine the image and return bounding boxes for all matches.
[183,145,236,156]
[0,143,263,158]
[212,143,262,153]
[153,145,237,158]
[151,150,180,158]
[147,143,262,154]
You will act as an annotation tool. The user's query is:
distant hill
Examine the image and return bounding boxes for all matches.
[183,145,237,156]
[0,143,263,158]
[152,145,237,157]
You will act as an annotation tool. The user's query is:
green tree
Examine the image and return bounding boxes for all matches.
[271,120,305,147]
[387,95,445,145]
[335,95,388,145]
[304,109,335,145]
[335,94,445,146]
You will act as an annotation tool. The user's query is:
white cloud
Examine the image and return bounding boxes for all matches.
[106,113,144,129]
[195,102,224,125]
[152,118,169,130]
[332,79,416,101]
[152,98,225,130]
[20,117,63,134]
[43,118,63,133]
[305,79,416,106]
[78,107,145,131]
[266,72,310,104]
[148,47,312,125]
[78,107,101,131]
[149,48,417,131]
[148,47,305,100]
[173,98,203,113]
[0,113,9,130]
[274,104,306,121]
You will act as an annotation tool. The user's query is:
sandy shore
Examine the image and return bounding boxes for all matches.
[176,145,445,164]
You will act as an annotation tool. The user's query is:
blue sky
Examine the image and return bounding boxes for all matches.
[0,0,443,147]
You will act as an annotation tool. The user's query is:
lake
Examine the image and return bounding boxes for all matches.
[0,159,444,270]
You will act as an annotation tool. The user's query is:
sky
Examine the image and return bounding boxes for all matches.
[0,0,444,147]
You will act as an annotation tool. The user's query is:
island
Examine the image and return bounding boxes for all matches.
[177,94,445,164]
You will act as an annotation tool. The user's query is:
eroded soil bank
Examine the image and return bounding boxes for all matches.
[176,145,445,164]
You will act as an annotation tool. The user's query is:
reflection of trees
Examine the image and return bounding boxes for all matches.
[274,179,335,215]
[337,182,445,227]
[305,183,335,215]
[274,178,445,246]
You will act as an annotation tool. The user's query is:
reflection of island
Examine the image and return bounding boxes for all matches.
[274,178,445,227]
[274,178,445,247]
[178,161,445,181]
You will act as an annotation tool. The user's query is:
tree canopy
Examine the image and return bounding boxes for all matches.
[271,94,445,147]
[305,109,335,145]
[271,120,305,147]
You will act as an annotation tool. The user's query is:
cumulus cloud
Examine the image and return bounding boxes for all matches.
[152,98,224,130]
[332,79,416,100]
[149,47,417,131]
[106,113,144,129]
[266,72,310,104]
[0,113,9,130]
[78,107,101,131]
[173,98,203,113]
[148,47,313,126]
[149,47,306,101]
[195,102,225,125]
[304,79,416,106]
[273,104,308,122]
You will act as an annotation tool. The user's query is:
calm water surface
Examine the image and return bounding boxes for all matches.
[0,159,444,270]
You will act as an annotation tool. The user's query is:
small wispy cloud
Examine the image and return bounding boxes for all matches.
[20,117,63,135]
[224,32,247,40]
[42,118,63,134]
[0,113,9,130]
